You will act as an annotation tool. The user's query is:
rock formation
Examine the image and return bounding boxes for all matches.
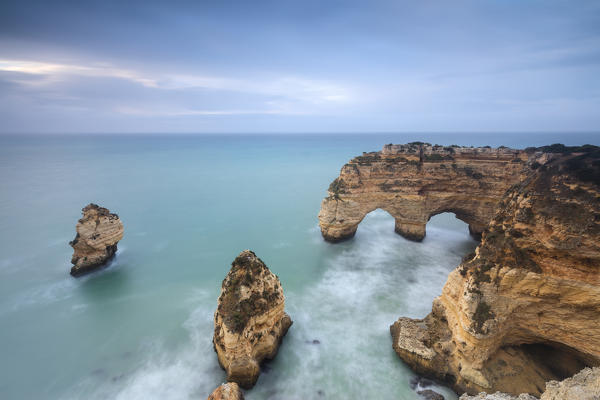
[319,143,528,242]
[207,382,245,400]
[459,367,600,400]
[69,203,124,276]
[390,146,600,396]
[213,250,292,389]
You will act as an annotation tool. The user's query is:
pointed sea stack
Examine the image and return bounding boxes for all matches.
[213,250,292,389]
[69,203,124,276]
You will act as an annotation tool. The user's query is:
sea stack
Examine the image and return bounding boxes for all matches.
[207,382,245,400]
[390,146,600,396]
[69,203,124,276]
[213,250,292,389]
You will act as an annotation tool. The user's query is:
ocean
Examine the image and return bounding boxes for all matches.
[0,132,598,400]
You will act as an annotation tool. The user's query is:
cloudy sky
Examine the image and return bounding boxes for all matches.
[1,0,599,133]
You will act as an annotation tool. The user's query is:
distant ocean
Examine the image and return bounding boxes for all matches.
[0,132,598,400]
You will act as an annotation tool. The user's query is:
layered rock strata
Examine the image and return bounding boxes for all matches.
[207,382,245,400]
[459,367,600,400]
[391,147,600,396]
[69,203,124,276]
[319,143,528,242]
[213,250,292,389]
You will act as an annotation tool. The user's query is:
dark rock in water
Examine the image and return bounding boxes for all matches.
[260,363,272,374]
[410,376,434,390]
[90,368,106,376]
[409,376,419,390]
[312,339,320,344]
[317,390,324,396]
[69,203,124,276]
[417,389,444,400]
[420,378,434,388]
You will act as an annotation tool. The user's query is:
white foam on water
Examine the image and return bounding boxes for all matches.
[0,248,127,316]
[245,210,472,400]
[62,290,224,400]
[60,210,472,400]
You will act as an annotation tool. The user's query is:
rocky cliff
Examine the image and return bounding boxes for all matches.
[319,143,528,242]
[69,203,124,276]
[459,367,600,400]
[213,250,292,389]
[390,146,600,396]
[207,382,245,400]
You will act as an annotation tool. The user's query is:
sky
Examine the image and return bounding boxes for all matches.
[0,0,599,134]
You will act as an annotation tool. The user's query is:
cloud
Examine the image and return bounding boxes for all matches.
[0,59,355,112]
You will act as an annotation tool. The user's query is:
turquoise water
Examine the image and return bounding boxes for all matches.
[0,133,598,400]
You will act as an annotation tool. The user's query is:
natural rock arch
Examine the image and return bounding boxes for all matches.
[319,143,528,242]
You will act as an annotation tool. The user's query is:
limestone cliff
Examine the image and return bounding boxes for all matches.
[319,143,528,242]
[69,203,124,276]
[459,367,600,400]
[390,146,600,396]
[207,382,245,400]
[213,250,292,389]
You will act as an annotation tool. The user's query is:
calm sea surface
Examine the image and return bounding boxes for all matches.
[0,133,598,400]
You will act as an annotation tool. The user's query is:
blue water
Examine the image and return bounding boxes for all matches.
[0,132,598,400]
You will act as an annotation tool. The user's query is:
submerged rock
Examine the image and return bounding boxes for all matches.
[213,250,292,389]
[418,389,445,400]
[391,146,600,396]
[207,382,244,400]
[69,203,124,276]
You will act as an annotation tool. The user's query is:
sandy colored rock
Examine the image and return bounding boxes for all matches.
[459,367,600,400]
[69,203,124,276]
[391,146,600,396]
[541,367,600,400]
[319,143,528,242]
[213,250,292,389]
[207,382,244,400]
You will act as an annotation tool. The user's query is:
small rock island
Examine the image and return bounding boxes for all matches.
[69,203,124,276]
[213,250,292,389]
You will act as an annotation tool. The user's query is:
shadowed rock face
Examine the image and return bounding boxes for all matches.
[390,148,600,396]
[213,250,292,389]
[207,382,245,400]
[69,203,124,276]
[319,143,528,242]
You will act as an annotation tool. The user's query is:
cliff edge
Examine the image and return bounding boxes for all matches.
[390,146,600,396]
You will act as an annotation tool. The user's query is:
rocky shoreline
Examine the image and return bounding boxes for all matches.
[321,142,599,398]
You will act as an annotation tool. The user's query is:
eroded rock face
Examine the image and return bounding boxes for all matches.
[391,148,600,396]
[541,367,600,400]
[207,382,245,400]
[319,143,527,242]
[459,367,600,400]
[69,203,124,276]
[213,250,292,389]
